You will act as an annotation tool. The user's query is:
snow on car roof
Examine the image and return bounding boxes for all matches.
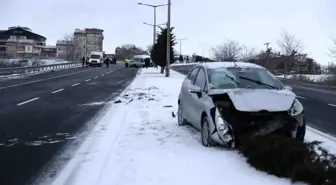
[201,62,265,70]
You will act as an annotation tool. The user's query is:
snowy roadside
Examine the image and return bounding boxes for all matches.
[48,68,335,185]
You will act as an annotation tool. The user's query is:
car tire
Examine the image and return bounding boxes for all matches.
[201,116,214,147]
[177,104,187,126]
[296,118,306,142]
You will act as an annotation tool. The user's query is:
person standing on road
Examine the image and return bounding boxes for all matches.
[144,57,150,69]
[82,56,85,67]
[125,58,129,68]
[85,57,90,67]
[105,57,110,68]
[112,57,117,64]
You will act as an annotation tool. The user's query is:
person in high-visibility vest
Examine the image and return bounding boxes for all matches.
[125,58,129,68]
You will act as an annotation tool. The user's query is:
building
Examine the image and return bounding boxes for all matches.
[56,40,74,61]
[73,28,104,60]
[0,26,47,58]
[40,46,57,58]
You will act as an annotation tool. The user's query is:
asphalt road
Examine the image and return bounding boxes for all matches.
[171,65,336,138]
[0,64,139,185]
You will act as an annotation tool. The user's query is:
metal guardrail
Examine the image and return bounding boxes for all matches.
[0,62,82,76]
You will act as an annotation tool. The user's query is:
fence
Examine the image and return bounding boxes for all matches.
[0,62,82,76]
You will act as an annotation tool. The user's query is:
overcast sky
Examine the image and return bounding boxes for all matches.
[1,0,335,64]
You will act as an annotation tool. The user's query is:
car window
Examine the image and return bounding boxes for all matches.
[211,67,283,89]
[194,68,206,90]
[209,68,238,89]
[188,67,199,84]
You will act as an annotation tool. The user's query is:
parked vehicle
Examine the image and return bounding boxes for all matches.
[177,62,306,148]
[129,59,142,68]
[88,51,104,67]
[129,55,153,68]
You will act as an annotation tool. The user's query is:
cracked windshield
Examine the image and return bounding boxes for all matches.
[1,0,336,185]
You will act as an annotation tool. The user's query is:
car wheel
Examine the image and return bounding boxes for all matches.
[296,118,306,142]
[201,116,214,147]
[177,104,187,126]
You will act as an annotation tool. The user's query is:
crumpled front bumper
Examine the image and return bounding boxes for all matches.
[210,107,305,146]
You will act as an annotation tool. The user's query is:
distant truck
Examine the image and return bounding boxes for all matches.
[89,51,104,67]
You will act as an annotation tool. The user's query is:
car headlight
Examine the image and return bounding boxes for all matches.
[215,108,228,133]
[289,98,304,117]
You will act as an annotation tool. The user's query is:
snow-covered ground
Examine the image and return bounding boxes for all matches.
[276,74,334,82]
[46,68,336,185]
[0,58,71,68]
[171,62,199,66]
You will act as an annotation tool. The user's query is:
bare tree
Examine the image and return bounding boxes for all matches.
[212,40,243,61]
[277,31,304,77]
[147,45,153,53]
[277,31,303,56]
[63,34,74,42]
[240,45,256,62]
[328,36,336,61]
[58,34,75,61]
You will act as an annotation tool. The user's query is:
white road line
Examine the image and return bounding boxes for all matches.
[72,83,80,87]
[52,88,64,94]
[0,68,93,90]
[85,79,91,82]
[296,95,306,99]
[17,97,39,106]
[328,104,336,107]
[94,76,99,79]
[101,74,105,76]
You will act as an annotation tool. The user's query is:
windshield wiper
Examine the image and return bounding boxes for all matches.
[226,74,239,84]
[238,76,278,90]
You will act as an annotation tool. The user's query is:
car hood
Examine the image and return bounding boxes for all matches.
[208,88,296,112]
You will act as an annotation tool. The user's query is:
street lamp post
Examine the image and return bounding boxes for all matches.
[143,22,166,30]
[138,2,168,46]
[165,0,171,77]
[177,38,187,56]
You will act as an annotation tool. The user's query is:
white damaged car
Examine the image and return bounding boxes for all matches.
[177,62,306,148]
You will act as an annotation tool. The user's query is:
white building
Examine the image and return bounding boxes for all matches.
[73,28,104,60]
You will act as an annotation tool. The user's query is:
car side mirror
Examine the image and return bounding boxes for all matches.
[189,86,202,98]
[284,86,293,91]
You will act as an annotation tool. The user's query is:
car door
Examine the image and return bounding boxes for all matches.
[189,67,207,128]
[181,67,199,122]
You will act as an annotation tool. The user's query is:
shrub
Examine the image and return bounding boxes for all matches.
[238,135,336,185]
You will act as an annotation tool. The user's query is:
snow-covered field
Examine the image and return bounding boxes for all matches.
[276,74,334,82]
[45,68,336,185]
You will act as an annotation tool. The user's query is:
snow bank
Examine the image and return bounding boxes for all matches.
[171,62,199,66]
[0,58,71,68]
[276,74,334,82]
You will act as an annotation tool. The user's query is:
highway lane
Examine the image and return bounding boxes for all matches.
[0,64,139,185]
[171,65,336,138]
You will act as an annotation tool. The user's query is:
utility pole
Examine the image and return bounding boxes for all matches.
[165,0,171,77]
[153,7,156,46]
[264,42,270,50]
